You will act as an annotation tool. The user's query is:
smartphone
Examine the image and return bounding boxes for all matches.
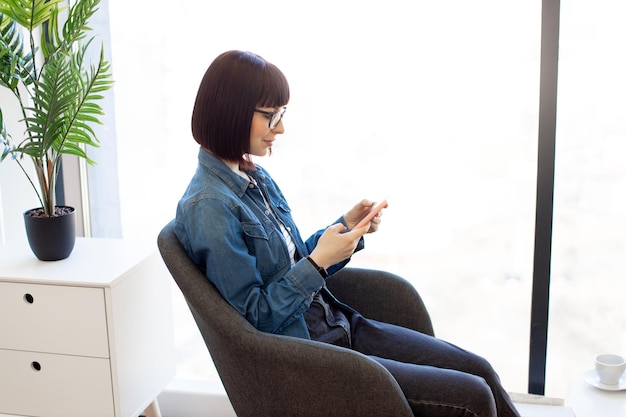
[352,199,388,230]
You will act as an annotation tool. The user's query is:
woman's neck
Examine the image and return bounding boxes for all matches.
[224,159,249,180]
[203,147,249,180]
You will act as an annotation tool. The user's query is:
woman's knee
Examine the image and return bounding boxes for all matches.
[468,353,504,387]
[463,375,498,417]
[408,380,496,417]
[383,360,498,417]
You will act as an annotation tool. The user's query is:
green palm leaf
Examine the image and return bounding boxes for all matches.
[0,0,66,31]
[0,13,34,90]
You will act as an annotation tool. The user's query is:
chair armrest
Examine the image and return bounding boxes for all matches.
[326,267,435,336]
[215,325,415,417]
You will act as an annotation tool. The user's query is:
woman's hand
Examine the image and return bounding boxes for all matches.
[344,199,384,234]
[308,223,368,270]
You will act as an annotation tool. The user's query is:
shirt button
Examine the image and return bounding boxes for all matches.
[248,184,254,189]
[264,209,271,215]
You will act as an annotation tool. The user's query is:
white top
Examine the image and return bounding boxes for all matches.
[568,373,626,417]
[0,238,156,286]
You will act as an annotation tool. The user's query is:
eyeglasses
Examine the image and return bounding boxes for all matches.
[254,107,287,129]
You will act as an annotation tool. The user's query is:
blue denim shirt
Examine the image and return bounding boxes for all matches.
[175,149,363,339]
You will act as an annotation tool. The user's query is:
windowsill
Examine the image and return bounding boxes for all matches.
[157,378,235,417]
[156,379,577,417]
[513,403,575,417]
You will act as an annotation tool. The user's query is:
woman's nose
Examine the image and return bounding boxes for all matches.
[272,119,285,133]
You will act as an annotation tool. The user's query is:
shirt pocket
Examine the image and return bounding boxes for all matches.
[272,201,298,235]
[273,200,291,214]
[241,220,290,276]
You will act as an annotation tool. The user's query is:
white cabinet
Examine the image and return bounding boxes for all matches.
[0,238,176,417]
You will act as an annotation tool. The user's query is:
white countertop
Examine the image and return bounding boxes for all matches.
[0,238,157,287]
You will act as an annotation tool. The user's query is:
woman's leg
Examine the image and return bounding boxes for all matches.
[350,314,520,417]
[374,356,497,417]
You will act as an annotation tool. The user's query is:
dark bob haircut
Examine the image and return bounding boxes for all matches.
[191,50,290,168]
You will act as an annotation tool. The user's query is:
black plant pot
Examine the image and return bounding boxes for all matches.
[23,206,76,261]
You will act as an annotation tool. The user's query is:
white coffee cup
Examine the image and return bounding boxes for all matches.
[595,353,626,385]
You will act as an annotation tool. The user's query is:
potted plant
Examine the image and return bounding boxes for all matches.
[0,0,113,260]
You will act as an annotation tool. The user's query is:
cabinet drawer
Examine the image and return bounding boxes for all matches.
[0,282,109,357]
[0,349,115,417]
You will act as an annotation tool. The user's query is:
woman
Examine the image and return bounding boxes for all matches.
[175,50,520,417]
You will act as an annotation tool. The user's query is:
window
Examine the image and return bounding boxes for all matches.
[547,0,626,398]
[105,0,626,401]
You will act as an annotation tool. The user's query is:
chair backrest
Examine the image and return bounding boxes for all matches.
[157,221,414,417]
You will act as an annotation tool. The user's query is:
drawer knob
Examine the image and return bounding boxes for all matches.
[31,361,42,371]
[24,293,34,304]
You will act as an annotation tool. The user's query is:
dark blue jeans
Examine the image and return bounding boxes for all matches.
[305,297,520,417]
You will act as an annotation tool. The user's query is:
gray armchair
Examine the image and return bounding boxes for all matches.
[157,221,434,417]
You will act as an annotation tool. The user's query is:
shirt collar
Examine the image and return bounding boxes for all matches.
[197,148,251,197]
